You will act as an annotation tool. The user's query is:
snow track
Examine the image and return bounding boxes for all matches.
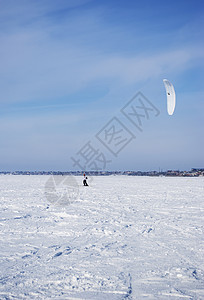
[0,175,203,299]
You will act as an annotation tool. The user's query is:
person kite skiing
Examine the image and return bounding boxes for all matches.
[83,173,88,186]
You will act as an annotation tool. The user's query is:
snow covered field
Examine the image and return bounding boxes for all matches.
[0,175,203,299]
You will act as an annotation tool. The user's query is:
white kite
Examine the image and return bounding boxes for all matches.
[163,79,176,115]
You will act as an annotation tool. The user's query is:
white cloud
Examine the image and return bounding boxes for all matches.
[0,0,203,106]
[0,31,202,105]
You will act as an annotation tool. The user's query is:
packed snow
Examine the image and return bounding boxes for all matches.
[0,175,204,299]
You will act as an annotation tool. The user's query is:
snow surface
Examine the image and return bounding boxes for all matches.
[0,175,204,299]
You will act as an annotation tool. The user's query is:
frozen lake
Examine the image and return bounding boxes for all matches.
[0,175,204,299]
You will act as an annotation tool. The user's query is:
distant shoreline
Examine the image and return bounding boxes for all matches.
[0,169,203,177]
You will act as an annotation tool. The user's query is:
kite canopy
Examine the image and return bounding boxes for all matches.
[163,79,176,115]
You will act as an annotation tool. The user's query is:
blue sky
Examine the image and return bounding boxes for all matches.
[0,0,203,171]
